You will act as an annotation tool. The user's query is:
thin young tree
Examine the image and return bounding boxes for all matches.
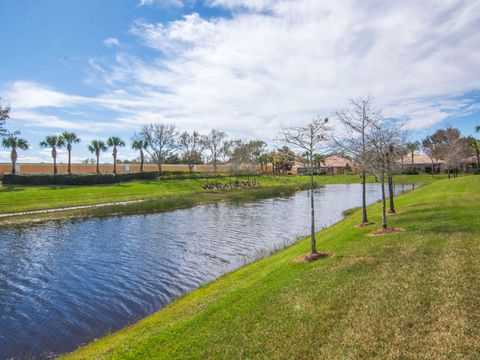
[131,137,148,172]
[368,119,404,229]
[140,123,177,172]
[60,132,80,174]
[280,117,330,255]
[88,140,107,173]
[40,135,64,174]
[334,97,381,225]
[2,134,29,174]
[179,130,204,172]
[387,129,407,214]
[107,136,126,174]
[202,129,227,173]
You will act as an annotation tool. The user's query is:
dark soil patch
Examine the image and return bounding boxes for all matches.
[355,222,375,228]
[294,252,332,263]
[367,227,406,237]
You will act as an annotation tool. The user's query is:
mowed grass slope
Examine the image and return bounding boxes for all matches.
[64,176,480,359]
[0,174,442,213]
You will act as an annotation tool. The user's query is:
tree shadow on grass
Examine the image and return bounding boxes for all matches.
[1,186,25,192]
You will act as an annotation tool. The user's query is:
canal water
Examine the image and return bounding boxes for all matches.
[0,183,413,358]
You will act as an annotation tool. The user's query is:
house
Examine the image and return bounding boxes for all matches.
[292,155,353,175]
[399,151,444,174]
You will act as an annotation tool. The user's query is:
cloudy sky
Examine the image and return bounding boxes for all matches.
[1,0,479,163]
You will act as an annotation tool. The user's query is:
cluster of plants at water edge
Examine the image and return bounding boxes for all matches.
[202,180,260,190]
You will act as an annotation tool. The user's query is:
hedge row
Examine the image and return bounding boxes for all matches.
[0,170,248,186]
[1,171,160,186]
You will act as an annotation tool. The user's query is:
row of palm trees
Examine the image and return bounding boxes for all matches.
[2,131,141,175]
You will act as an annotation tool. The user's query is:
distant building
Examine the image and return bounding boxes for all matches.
[399,151,444,174]
[293,155,353,175]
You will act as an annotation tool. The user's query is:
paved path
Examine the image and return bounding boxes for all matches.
[0,199,147,218]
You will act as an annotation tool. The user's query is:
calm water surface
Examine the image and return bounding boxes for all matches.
[0,183,413,359]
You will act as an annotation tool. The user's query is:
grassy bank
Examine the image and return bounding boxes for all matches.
[63,175,480,359]
[0,174,444,215]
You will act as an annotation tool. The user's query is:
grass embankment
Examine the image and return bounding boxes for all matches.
[64,175,480,359]
[0,174,442,214]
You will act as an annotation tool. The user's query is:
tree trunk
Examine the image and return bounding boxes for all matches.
[213,158,217,173]
[140,150,144,172]
[67,144,72,174]
[361,170,368,223]
[310,160,317,254]
[11,148,17,174]
[113,147,117,174]
[431,159,434,177]
[388,174,395,213]
[96,154,100,173]
[381,174,387,229]
[52,147,58,175]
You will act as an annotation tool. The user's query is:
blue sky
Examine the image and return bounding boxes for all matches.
[1,0,479,163]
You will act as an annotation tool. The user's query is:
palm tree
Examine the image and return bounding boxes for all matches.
[476,125,480,132]
[60,132,80,174]
[131,138,148,172]
[406,141,420,168]
[2,134,29,174]
[88,140,107,173]
[107,136,126,174]
[40,135,64,174]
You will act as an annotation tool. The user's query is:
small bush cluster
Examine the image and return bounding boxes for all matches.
[2,171,159,186]
[202,180,260,190]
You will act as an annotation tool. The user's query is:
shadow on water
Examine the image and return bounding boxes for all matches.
[0,183,413,358]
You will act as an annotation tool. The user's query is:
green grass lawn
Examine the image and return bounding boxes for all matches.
[63,175,480,359]
[0,174,445,214]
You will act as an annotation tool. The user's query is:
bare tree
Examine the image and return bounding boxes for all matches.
[202,129,226,173]
[220,139,234,164]
[368,119,404,229]
[230,139,266,179]
[333,97,381,225]
[280,117,330,255]
[386,129,407,214]
[140,124,178,172]
[429,127,468,178]
[179,130,204,172]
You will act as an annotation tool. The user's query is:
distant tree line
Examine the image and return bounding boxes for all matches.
[0,98,478,182]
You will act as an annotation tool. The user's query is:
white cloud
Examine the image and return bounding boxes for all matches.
[104,37,121,47]
[113,0,480,136]
[12,110,123,132]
